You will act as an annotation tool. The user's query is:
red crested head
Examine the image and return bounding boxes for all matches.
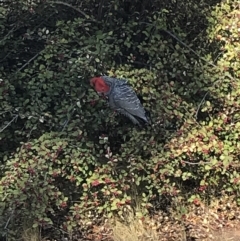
[90,76,110,94]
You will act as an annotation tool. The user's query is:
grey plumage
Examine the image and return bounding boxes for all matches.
[101,76,150,126]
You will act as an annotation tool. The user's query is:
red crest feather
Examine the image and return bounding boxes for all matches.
[90,77,110,93]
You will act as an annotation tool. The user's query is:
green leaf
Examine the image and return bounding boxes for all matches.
[204,165,212,171]
[39,64,45,70]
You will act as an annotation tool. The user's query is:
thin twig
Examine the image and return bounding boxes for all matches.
[61,108,76,132]
[182,160,212,165]
[139,22,216,67]
[0,26,16,45]
[16,52,41,73]
[0,51,12,63]
[27,124,37,141]
[195,91,209,119]
[4,209,14,230]
[97,0,105,21]
[163,30,217,68]
[50,1,97,22]
[139,23,235,82]
[0,115,18,133]
[160,30,236,120]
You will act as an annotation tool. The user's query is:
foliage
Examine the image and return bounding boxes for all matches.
[0,0,240,239]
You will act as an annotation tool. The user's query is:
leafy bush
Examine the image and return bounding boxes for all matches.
[0,0,240,238]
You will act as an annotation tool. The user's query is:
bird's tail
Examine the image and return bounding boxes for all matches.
[145,109,152,125]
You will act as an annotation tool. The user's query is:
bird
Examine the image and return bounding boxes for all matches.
[90,75,150,127]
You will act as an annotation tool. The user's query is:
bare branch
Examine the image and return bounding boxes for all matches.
[163,30,217,68]
[195,91,209,119]
[16,52,41,73]
[0,115,18,133]
[4,209,14,230]
[97,0,105,21]
[61,108,76,132]
[27,125,37,140]
[0,26,16,45]
[50,1,97,22]
[182,160,212,165]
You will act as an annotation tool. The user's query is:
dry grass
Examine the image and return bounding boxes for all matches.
[110,200,240,241]
[112,218,159,241]
[111,217,240,241]
[21,226,46,241]
[111,208,187,241]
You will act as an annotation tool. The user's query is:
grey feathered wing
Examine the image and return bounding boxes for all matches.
[109,82,149,126]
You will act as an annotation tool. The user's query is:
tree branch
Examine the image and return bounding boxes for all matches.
[16,52,41,73]
[163,30,217,68]
[0,115,18,133]
[182,160,211,165]
[195,91,209,119]
[4,209,14,230]
[0,26,16,45]
[50,1,97,22]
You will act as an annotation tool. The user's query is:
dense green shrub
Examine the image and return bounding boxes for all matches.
[0,0,239,238]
